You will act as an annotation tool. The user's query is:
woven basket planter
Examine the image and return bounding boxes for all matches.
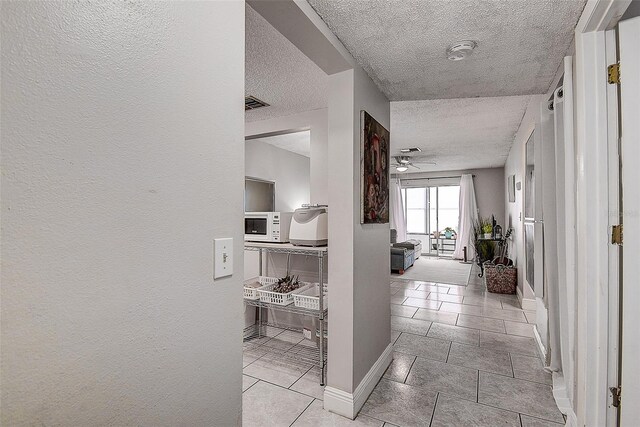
[484,261,517,294]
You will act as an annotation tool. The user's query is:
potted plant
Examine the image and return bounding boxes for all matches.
[473,217,495,264]
[482,222,492,239]
[484,228,517,294]
[474,237,495,264]
[443,227,455,239]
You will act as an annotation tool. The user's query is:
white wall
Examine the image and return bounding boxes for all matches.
[245,109,328,204]
[352,66,392,390]
[245,139,310,212]
[1,2,244,425]
[327,69,357,395]
[327,66,391,400]
[472,168,506,226]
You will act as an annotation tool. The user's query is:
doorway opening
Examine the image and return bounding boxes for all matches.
[402,185,461,257]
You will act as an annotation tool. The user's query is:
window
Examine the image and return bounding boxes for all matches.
[437,186,460,232]
[431,185,460,256]
[404,187,426,234]
[401,184,461,244]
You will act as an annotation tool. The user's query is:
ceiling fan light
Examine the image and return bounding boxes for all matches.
[400,147,421,153]
[396,165,409,172]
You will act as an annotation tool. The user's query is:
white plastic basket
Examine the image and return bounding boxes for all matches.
[243,276,277,300]
[293,283,328,311]
[257,277,312,306]
[243,284,262,300]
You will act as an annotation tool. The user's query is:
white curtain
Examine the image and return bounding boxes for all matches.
[546,85,565,374]
[547,56,576,410]
[390,177,407,242]
[453,174,478,260]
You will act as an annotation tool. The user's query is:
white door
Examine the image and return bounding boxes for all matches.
[618,16,640,425]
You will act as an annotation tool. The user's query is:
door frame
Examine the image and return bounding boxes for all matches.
[618,15,640,426]
[603,26,621,427]
[574,1,631,426]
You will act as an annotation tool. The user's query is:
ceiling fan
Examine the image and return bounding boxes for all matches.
[391,155,436,172]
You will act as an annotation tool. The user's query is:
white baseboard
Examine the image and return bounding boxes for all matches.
[516,286,536,311]
[324,343,393,420]
[323,387,354,419]
[533,324,547,361]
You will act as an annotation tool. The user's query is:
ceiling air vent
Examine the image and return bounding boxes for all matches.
[245,95,270,111]
[399,147,422,153]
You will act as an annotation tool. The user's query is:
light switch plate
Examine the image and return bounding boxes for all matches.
[214,238,233,279]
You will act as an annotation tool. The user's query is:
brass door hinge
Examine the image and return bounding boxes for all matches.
[610,386,621,408]
[612,225,623,245]
[608,63,620,84]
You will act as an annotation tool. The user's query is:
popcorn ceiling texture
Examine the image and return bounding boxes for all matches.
[307,0,586,101]
[245,4,328,122]
[391,96,531,170]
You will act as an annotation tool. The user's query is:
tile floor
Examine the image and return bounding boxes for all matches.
[242,263,565,426]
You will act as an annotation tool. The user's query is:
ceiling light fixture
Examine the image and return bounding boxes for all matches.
[396,165,409,172]
[400,147,421,153]
[446,40,477,61]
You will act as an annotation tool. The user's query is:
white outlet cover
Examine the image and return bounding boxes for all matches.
[214,238,233,279]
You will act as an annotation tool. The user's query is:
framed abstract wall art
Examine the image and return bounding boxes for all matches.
[360,110,390,224]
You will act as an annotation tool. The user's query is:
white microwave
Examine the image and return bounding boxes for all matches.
[244,212,293,243]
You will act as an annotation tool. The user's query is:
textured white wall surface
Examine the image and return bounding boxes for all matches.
[391,96,531,170]
[245,3,328,122]
[351,66,392,389]
[327,66,391,393]
[470,168,506,227]
[1,2,244,425]
[327,69,357,393]
[307,0,586,101]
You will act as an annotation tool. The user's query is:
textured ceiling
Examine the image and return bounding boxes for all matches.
[249,131,311,157]
[391,96,531,171]
[245,4,328,122]
[307,0,586,101]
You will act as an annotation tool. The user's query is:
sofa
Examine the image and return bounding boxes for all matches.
[391,246,414,274]
[390,230,421,274]
[393,239,422,261]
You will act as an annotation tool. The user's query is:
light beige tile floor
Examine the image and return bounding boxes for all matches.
[242,262,564,426]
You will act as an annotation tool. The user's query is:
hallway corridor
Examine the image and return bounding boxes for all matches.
[242,263,564,426]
